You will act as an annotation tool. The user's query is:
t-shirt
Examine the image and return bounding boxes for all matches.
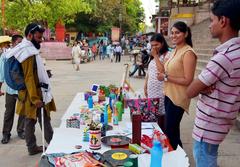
[193,37,240,144]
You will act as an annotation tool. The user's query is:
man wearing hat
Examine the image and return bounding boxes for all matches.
[5,23,56,155]
[0,36,11,55]
[0,34,25,144]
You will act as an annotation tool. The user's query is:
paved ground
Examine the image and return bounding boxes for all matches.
[0,56,239,167]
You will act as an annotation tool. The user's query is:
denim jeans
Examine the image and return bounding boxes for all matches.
[193,139,219,167]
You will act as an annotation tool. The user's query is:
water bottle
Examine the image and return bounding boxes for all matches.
[100,113,104,124]
[88,95,93,109]
[107,105,112,123]
[104,104,108,125]
[116,96,123,121]
[109,96,112,110]
[150,140,163,167]
[113,106,118,125]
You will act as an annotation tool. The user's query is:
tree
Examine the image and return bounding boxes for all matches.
[123,0,145,33]
[2,0,145,35]
[67,0,144,35]
[71,0,120,33]
[3,0,92,31]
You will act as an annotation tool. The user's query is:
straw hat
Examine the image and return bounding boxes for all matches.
[0,36,11,44]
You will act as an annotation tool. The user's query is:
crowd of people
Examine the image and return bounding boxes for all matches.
[70,32,154,73]
[71,39,124,71]
[0,1,239,167]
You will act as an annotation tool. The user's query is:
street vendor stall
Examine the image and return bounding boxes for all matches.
[44,91,189,167]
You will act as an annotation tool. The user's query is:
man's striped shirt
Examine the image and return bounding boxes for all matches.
[193,37,240,145]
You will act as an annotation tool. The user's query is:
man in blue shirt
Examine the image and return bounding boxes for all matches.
[0,34,25,144]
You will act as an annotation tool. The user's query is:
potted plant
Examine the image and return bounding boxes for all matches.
[88,121,101,150]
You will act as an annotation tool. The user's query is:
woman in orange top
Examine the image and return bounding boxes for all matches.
[156,21,197,149]
[91,43,97,60]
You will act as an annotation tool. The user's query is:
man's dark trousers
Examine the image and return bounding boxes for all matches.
[2,93,25,137]
[115,52,121,62]
[25,108,53,152]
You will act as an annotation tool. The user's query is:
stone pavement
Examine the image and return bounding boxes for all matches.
[0,56,239,167]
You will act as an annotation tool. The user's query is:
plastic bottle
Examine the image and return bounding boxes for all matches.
[109,96,112,110]
[150,140,163,167]
[115,99,123,121]
[88,95,93,109]
[107,105,112,123]
[110,93,117,108]
[103,104,108,125]
[100,113,104,124]
[119,88,125,113]
[101,124,106,137]
[113,106,118,125]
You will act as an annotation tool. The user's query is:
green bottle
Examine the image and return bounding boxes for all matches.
[116,100,123,121]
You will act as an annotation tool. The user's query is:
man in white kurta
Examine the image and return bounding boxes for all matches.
[71,42,81,71]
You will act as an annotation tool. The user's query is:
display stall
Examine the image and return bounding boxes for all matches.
[43,86,189,167]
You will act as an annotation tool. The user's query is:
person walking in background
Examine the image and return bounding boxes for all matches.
[129,49,149,77]
[71,41,81,71]
[110,44,115,63]
[156,21,197,150]
[106,43,114,62]
[115,44,122,63]
[187,0,240,166]
[98,40,104,60]
[102,42,107,59]
[82,39,89,61]
[91,43,97,60]
[0,40,11,55]
[0,35,25,144]
[146,40,151,55]
[87,48,93,62]
[129,39,134,52]
[144,33,170,129]
[5,23,56,155]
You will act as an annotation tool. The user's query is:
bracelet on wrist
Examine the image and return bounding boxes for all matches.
[164,73,168,81]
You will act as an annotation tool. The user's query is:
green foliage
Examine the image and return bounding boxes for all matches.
[89,120,100,130]
[67,0,145,35]
[4,0,91,31]
[2,0,145,34]
[124,0,145,33]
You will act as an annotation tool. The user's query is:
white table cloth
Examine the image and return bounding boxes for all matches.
[46,93,190,167]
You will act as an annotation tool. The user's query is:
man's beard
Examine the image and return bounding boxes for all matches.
[31,39,41,49]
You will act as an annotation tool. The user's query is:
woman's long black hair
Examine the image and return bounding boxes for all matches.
[150,33,169,55]
[172,21,193,47]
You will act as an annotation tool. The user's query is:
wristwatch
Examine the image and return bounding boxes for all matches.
[164,73,168,81]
